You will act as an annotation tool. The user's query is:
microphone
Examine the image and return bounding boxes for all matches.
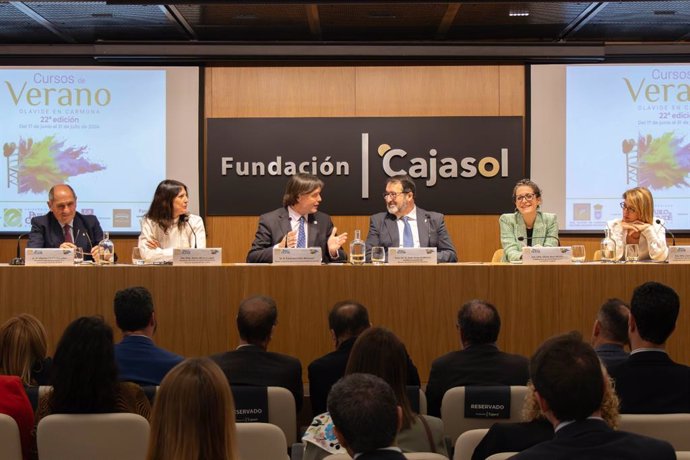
[518,235,561,246]
[656,219,676,246]
[10,233,28,265]
[181,214,197,248]
[75,228,93,250]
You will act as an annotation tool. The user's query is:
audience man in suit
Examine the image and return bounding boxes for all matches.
[365,174,457,263]
[512,333,674,460]
[307,300,421,416]
[210,295,303,411]
[246,173,347,263]
[27,184,103,260]
[328,373,407,460]
[610,281,690,413]
[591,298,630,370]
[425,299,529,417]
[113,286,183,385]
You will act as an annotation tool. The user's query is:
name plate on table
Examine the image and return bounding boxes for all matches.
[387,248,437,265]
[668,246,690,263]
[172,248,222,265]
[25,248,74,266]
[522,246,573,265]
[272,247,322,264]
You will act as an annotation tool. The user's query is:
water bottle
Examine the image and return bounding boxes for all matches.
[600,228,616,263]
[349,229,365,265]
[97,232,115,265]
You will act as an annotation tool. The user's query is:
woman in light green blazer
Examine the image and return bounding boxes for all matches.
[499,179,559,262]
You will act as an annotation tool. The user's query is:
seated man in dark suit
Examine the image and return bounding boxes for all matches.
[512,333,674,460]
[425,299,529,417]
[113,286,183,385]
[610,281,690,413]
[246,173,347,263]
[328,373,406,460]
[27,184,103,260]
[591,298,630,370]
[365,174,457,263]
[210,295,303,411]
[308,300,420,416]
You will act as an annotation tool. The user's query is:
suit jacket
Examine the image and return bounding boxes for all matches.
[365,207,457,263]
[609,350,690,413]
[425,344,530,417]
[594,343,629,371]
[210,344,303,411]
[307,336,421,416]
[356,449,407,460]
[499,211,559,262]
[28,211,104,258]
[246,207,345,263]
[472,419,553,460]
[511,418,675,460]
[114,335,184,386]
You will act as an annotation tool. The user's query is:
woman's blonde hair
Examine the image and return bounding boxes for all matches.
[522,369,620,429]
[623,187,655,224]
[147,358,237,460]
[0,314,48,385]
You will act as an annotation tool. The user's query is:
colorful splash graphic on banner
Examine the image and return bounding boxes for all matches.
[4,136,105,194]
[622,132,690,190]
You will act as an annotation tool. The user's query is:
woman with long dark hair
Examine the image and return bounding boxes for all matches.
[35,316,149,419]
[138,179,206,262]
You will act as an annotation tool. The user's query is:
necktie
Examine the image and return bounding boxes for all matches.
[297,216,306,248]
[63,224,73,243]
[403,216,414,248]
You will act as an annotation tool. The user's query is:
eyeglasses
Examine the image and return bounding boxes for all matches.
[515,193,536,202]
[620,202,637,213]
[383,191,407,199]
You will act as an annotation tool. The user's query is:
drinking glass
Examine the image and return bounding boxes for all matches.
[74,247,84,264]
[371,246,386,265]
[132,247,145,265]
[625,244,639,263]
[571,245,586,263]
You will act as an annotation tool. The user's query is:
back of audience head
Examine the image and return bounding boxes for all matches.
[345,327,414,429]
[147,357,237,460]
[51,316,118,413]
[593,298,630,346]
[458,299,501,347]
[328,373,401,456]
[114,286,155,333]
[630,281,680,346]
[328,300,370,345]
[0,314,48,385]
[530,332,604,424]
[236,295,277,347]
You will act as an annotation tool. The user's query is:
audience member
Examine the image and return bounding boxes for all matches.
[303,327,448,459]
[328,373,406,460]
[510,333,674,460]
[610,281,690,413]
[473,340,621,460]
[308,300,420,416]
[426,299,529,417]
[147,358,238,460]
[591,298,630,369]
[0,375,34,460]
[35,316,150,422]
[210,295,303,411]
[0,314,51,385]
[114,286,183,385]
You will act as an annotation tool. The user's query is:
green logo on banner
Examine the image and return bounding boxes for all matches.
[3,209,22,227]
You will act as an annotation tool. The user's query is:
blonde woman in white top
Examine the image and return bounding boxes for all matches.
[138,179,206,262]
[607,186,668,262]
